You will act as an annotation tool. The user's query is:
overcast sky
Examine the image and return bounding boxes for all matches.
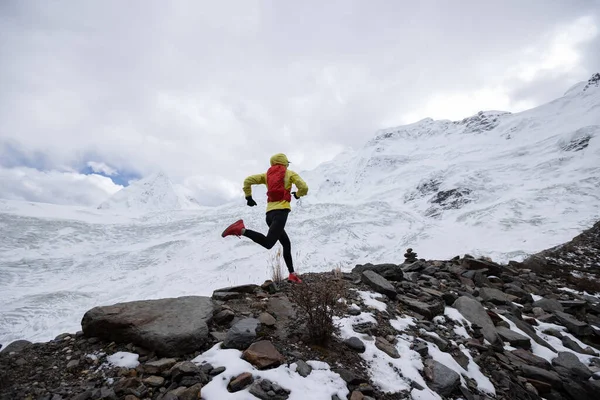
[1,0,598,206]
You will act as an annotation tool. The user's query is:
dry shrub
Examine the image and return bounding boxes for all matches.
[289,278,347,345]
[268,247,284,283]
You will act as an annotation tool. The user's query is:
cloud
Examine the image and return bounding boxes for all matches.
[86,161,117,176]
[0,0,598,206]
[0,167,122,206]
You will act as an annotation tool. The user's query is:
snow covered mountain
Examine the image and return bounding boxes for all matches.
[98,172,201,212]
[1,74,599,347]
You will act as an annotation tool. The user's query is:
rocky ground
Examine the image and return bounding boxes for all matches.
[2,223,600,400]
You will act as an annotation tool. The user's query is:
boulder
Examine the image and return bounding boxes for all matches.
[553,311,594,336]
[424,359,461,396]
[353,263,404,281]
[212,292,245,301]
[242,340,285,369]
[223,318,260,350]
[453,296,503,349]
[552,352,593,380]
[81,296,214,356]
[361,270,397,298]
[258,312,277,327]
[496,326,531,349]
[0,340,32,354]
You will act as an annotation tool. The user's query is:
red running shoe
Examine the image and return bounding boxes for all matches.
[288,272,302,283]
[221,219,245,237]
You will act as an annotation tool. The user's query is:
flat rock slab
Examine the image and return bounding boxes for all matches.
[553,311,593,336]
[375,337,400,358]
[461,258,504,276]
[81,296,214,356]
[479,287,513,305]
[496,326,531,349]
[0,340,32,354]
[552,351,593,380]
[212,292,246,301]
[361,270,397,298]
[520,365,562,389]
[214,284,259,294]
[510,349,551,370]
[453,296,503,350]
[533,298,564,313]
[398,296,444,319]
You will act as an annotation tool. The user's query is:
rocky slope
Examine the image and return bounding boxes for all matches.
[2,233,600,399]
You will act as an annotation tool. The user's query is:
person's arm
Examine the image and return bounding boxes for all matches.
[289,171,308,198]
[243,174,266,206]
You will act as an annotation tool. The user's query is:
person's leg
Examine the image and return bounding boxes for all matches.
[278,230,294,273]
[243,210,288,249]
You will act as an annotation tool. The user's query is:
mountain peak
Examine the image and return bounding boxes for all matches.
[98,172,199,212]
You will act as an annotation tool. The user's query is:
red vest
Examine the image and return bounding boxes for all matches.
[266,165,291,202]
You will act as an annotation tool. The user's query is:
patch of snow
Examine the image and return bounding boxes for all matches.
[426,342,496,395]
[106,352,139,368]
[531,294,544,302]
[335,314,439,396]
[390,316,417,332]
[193,344,349,400]
[357,290,387,312]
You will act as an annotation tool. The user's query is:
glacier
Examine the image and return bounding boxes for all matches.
[1,75,599,347]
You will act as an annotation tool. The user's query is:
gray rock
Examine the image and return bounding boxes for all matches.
[424,359,461,396]
[66,359,80,370]
[142,375,165,387]
[81,296,214,356]
[0,340,32,354]
[179,384,202,400]
[375,336,400,358]
[213,309,235,325]
[520,365,562,388]
[552,352,593,380]
[561,335,593,354]
[453,296,503,350]
[223,318,260,350]
[169,361,202,381]
[361,270,397,298]
[504,314,557,352]
[249,379,289,400]
[212,292,245,301]
[510,349,552,370]
[344,337,366,353]
[442,292,458,306]
[295,360,312,377]
[496,326,531,349]
[333,368,368,385]
[258,312,277,327]
[533,298,565,313]
[210,366,226,375]
[398,296,444,319]
[144,358,178,375]
[353,263,404,281]
[461,258,504,276]
[213,284,259,294]
[478,287,512,305]
[554,311,594,336]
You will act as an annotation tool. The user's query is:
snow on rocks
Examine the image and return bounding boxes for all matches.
[3,246,600,400]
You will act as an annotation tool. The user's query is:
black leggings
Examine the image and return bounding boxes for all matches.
[243,209,294,273]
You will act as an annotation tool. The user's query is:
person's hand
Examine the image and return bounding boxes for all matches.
[292,192,300,200]
[246,196,257,207]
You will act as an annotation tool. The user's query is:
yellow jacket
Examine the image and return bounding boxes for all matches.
[243,153,309,212]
